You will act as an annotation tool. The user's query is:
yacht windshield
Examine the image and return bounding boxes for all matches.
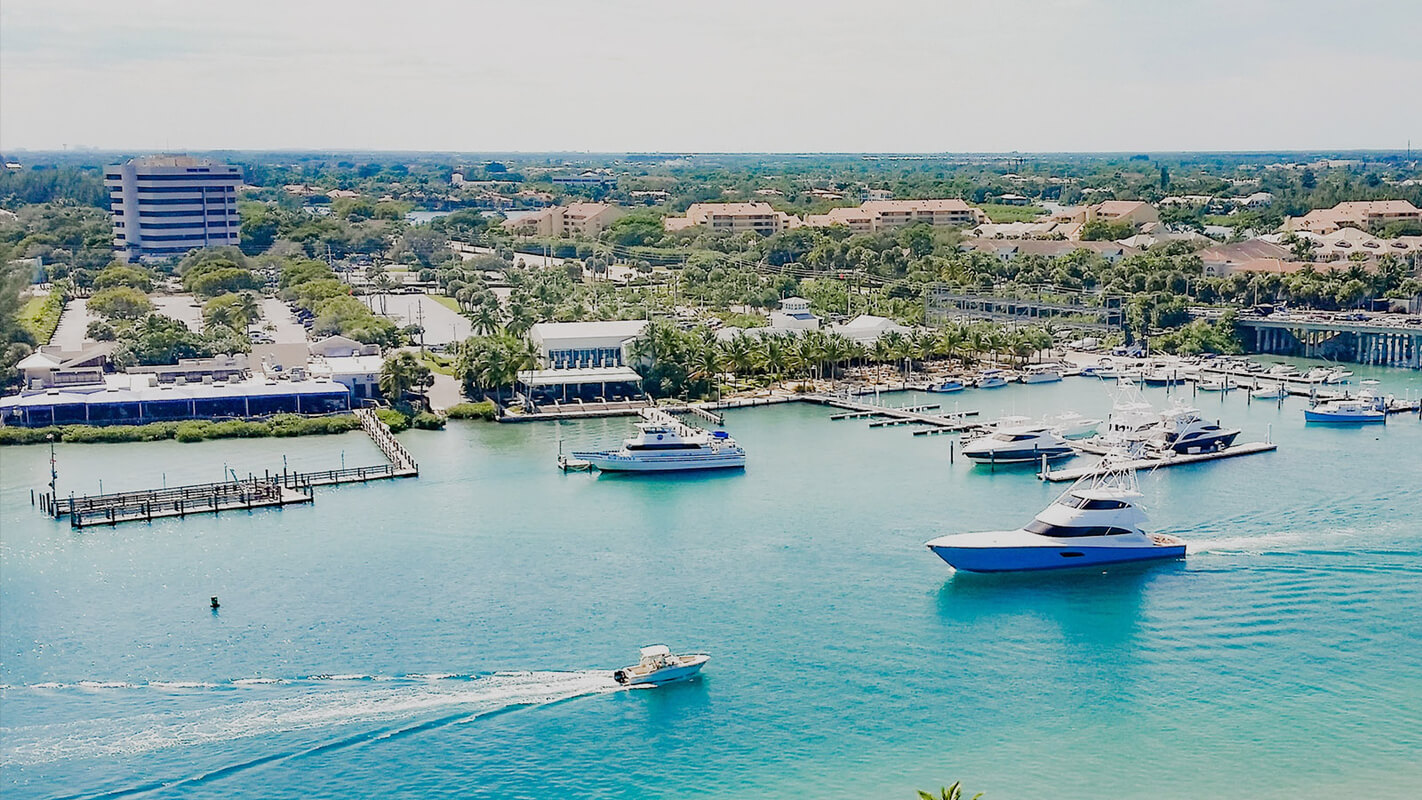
[1025,520,1134,537]
[1057,495,1130,510]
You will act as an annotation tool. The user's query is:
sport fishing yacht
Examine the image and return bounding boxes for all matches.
[925,460,1186,573]
[961,424,1074,464]
[612,645,710,686]
[572,409,746,472]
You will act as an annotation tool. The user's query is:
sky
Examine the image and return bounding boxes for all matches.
[2,0,1419,154]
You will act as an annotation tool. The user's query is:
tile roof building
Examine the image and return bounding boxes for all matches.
[806,199,987,232]
[663,203,802,235]
[1286,200,1422,234]
[502,202,626,237]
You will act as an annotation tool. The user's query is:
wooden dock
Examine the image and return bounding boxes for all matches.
[41,407,419,528]
[1041,441,1278,482]
[806,394,979,431]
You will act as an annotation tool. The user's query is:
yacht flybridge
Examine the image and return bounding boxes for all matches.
[925,459,1186,573]
[571,408,746,472]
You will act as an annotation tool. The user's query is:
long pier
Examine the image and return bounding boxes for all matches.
[1041,440,1278,482]
[42,408,418,528]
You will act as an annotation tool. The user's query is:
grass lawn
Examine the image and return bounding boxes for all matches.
[419,351,456,376]
[978,203,1048,223]
[429,294,461,313]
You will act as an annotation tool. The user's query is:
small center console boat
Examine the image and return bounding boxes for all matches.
[612,645,710,686]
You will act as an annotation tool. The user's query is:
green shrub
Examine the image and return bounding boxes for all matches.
[411,411,445,430]
[445,401,497,421]
[375,407,410,432]
[174,421,211,442]
[0,426,60,445]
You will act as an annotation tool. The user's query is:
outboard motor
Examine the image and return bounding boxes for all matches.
[612,670,628,685]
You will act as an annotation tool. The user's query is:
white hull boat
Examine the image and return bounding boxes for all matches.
[573,408,745,472]
[612,645,710,686]
[927,459,1185,573]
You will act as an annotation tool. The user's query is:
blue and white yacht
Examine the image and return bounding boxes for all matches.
[1304,393,1386,424]
[572,409,746,472]
[976,369,1009,389]
[925,461,1186,573]
[926,378,966,393]
[1148,406,1241,453]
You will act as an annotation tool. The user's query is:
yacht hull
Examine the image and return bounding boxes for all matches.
[963,447,1075,464]
[612,655,709,686]
[927,542,1185,573]
[574,451,747,471]
[1021,373,1062,384]
[1303,410,1385,424]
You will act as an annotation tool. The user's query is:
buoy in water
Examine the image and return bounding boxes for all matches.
[210,596,220,609]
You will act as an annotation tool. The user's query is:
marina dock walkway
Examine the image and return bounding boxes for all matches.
[1042,441,1278,482]
[42,408,418,528]
[804,394,980,432]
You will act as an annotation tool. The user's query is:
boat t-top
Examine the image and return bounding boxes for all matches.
[925,459,1186,573]
[612,645,710,686]
[572,408,746,472]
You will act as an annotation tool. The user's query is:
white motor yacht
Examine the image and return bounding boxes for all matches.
[961,424,1074,464]
[572,409,746,472]
[976,369,1009,389]
[1147,405,1240,453]
[612,645,710,686]
[1042,410,1102,440]
[1020,364,1063,384]
[1250,383,1288,400]
[926,460,1186,573]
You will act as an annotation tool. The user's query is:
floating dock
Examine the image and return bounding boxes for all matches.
[41,407,418,528]
[806,394,978,431]
[1041,441,1278,482]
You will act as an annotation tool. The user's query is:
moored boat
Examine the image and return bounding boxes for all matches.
[612,645,710,686]
[927,379,966,393]
[1020,364,1063,384]
[961,424,1074,464]
[572,409,746,472]
[1304,394,1386,424]
[976,369,1009,389]
[1250,384,1288,400]
[925,460,1186,573]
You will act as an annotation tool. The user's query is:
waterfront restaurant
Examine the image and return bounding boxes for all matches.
[0,378,351,427]
[515,366,644,405]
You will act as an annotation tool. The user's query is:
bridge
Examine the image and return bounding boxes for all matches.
[1235,317,1422,368]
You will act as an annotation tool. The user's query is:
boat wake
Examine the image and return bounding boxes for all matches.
[1184,528,1359,555]
[2,670,621,768]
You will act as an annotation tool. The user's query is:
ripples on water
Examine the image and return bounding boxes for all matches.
[2,373,1420,799]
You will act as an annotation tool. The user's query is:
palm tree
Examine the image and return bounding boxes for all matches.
[918,781,982,800]
[234,291,261,329]
[379,352,432,404]
[937,325,966,366]
[870,337,893,383]
[688,341,722,399]
[470,304,502,337]
[723,332,757,382]
[759,334,789,385]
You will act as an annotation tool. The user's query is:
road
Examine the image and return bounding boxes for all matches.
[49,298,90,350]
[259,297,310,344]
[370,294,471,346]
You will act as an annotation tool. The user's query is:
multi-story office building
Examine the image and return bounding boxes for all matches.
[105,156,242,261]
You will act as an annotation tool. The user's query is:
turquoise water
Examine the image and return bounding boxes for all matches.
[3,362,1421,799]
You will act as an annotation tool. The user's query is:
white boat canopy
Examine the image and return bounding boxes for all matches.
[517,366,643,388]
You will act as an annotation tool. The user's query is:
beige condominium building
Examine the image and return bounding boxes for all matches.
[663,203,802,235]
[805,199,987,233]
[1052,200,1160,227]
[503,202,626,237]
[1286,200,1422,235]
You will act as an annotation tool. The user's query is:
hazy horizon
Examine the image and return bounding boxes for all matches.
[3,0,1419,154]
